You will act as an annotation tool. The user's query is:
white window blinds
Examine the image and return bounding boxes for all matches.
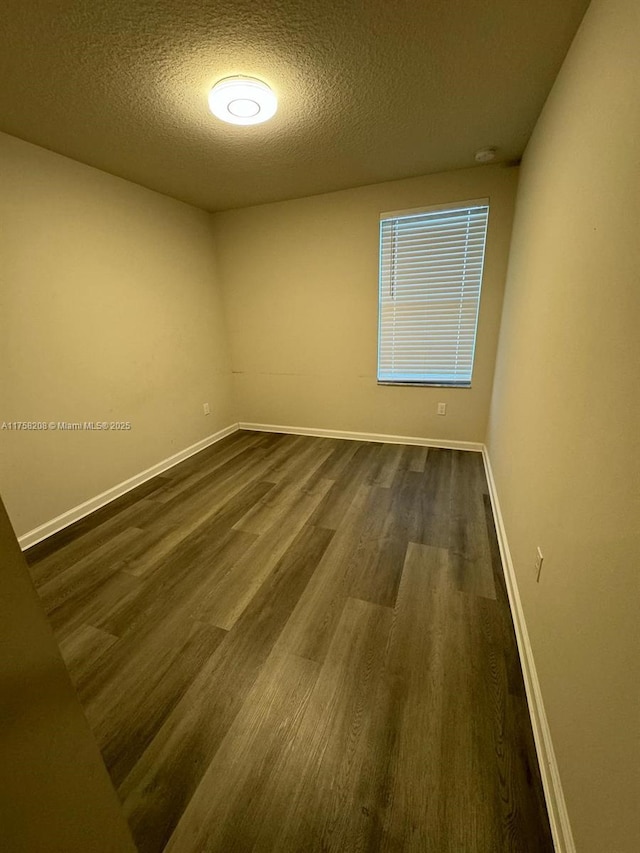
[377,200,489,386]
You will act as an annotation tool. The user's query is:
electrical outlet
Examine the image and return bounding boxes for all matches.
[203,402,211,415]
[535,547,544,582]
[437,402,447,416]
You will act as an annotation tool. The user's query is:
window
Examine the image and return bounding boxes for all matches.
[377,199,489,387]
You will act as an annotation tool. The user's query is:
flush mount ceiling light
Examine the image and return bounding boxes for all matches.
[208,76,277,126]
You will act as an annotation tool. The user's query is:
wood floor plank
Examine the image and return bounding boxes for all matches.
[372,442,405,488]
[58,623,119,687]
[251,596,394,853]
[449,450,496,599]
[54,569,142,644]
[121,454,274,578]
[388,447,453,547]
[87,619,228,788]
[408,444,429,473]
[38,526,145,638]
[152,430,267,503]
[482,492,530,697]
[97,524,258,642]
[259,434,333,486]
[346,485,408,608]
[119,522,335,853]
[164,650,319,853]
[24,476,170,569]
[471,595,553,851]
[26,432,553,852]
[154,431,271,494]
[275,482,373,662]
[27,498,161,588]
[369,543,459,852]
[205,477,333,630]
[370,541,552,852]
[309,441,383,530]
[438,594,510,850]
[233,438,335,535]
[121,434,316,580]
[310,438,364,482]
[255,433,331,485]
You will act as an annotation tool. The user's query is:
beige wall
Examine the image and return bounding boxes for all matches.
[0,132,234,538]
[213,165,518,443]
[0,495,135,851]
[486,0,640,850]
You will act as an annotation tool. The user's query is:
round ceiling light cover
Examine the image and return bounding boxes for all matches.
[208,76,277,126]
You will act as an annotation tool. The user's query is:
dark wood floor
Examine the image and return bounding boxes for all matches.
[26,430,553,852]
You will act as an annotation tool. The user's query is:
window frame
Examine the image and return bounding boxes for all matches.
[376,197,490,389]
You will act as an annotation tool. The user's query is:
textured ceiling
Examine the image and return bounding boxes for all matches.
[0,0,589,212]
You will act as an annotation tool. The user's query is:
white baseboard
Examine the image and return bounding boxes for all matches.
[481,447,574,853]
[18,421,480,551]
[239,422,484,452]
[19,423,239,550]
